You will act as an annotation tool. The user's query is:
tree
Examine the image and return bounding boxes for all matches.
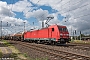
[78,34,85,40]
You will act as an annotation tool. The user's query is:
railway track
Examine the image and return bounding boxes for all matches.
[11,41,90,60]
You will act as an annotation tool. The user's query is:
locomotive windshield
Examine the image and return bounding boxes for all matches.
[58,27,68,32]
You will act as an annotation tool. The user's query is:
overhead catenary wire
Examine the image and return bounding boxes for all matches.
[18,0,41,17]
[22,0,88,20]
[59,0,83,11]
[72,12,90,20]
[49,0,87,19]
[8,0,90,22]
[59,0,71,7]
[57,0,62,4]
[59,1,90,23]
[58,0,90,35]
[54,0,89,19]
[23,0,42,28]
[2,0,90,35]
[9,0,89,19]
[64,12,90,22]
[48,0,86,23]
[61,3,89,15]
[34,0,90,27]
[24,0,42,16]
[6,0,42,32]
[63,3,90,21]
[23,0,88,19]
[18,1,33,18]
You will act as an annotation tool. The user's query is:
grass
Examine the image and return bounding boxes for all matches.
[23,53,28,57]
[0,50,3,57]
[0,40,29,59]
[70,40,90,44]
[1,40,11,46]
[1,40,49,60]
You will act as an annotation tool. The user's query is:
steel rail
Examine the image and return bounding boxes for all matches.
[13,41,90,60]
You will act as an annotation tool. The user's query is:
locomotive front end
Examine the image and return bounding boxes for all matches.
[58,26,70,43]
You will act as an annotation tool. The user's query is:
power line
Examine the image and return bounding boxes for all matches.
[59,0,87,14]
[18,1,32,17]
[61,3,89,14]
[60,0,71,7]
[9,0,90,21]
[58,0,90,23]
[64,12,90,22]
[24,0,42,16]
[73,13,90,20]
[37,0,41,3]
[20,0,41,15]
[52,0,88,20]
[60,0,82,11]
[57,0,62,4]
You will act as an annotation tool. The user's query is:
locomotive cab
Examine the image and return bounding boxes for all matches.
[48,25,70,44]
[58,26,70,43]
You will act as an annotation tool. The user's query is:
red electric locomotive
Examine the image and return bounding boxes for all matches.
[24,25,70,44]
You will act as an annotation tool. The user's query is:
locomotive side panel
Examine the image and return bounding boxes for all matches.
[24,32,30,40]
[38,28,49,38]
[48,25,60,41]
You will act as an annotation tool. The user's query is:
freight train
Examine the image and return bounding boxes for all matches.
[4,25,71,44]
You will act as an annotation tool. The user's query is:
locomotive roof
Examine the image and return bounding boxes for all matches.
[48,24,66,28]
[25,25,66,32]
[39,25,66,30]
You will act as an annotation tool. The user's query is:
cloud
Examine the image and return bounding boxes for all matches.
[0,6,15,17]
[11,0,32,12]
[0,1,15,17]
[0,16,29,35]
[25,9,49,21]
[31,0,90,35]
[1,0,90,36]
[0,1,29,35]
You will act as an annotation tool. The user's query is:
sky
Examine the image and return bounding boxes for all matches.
[0,0,90,36]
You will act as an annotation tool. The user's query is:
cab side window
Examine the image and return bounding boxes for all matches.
[52,28,54,31]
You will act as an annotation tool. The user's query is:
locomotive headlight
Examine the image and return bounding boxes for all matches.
[60,34,63,38]
[60,34,63,36]
[60,34,63,37]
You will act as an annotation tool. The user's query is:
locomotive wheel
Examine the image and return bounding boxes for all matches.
[21,39,24,42]
[60,41,66,44]
[55,42,58,45]
[52,41,56,45]
[29,40,33,43]
[37,40,41,44]
[48,41,55,45]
